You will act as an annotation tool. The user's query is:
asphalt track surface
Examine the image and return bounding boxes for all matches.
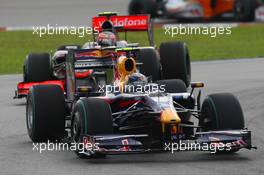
[0,58,264,175]
[1,0,264,174]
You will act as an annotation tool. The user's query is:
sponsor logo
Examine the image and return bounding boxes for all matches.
[98,18,147,27]
[93,15,149,31]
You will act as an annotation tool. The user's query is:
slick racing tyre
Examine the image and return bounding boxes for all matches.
[159,42,191,87]
[138,48,162,82]
[155,79,187,93]
[24,53,53,82]
[234,0,256,22]
[26,85,66,142]
[72,98,113,158]
[201,93,245,153]
[129,0,157,17]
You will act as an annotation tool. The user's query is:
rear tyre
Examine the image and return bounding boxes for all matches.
[128,0,157,17]
[234,0,256,22]
[72,98,113,158]
[138,48,162,82]
[200,93,245,153]
[24,53,53,82]
[26,85,66,142]
[159,42,191,87]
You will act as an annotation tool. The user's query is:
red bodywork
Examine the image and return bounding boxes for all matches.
[15,80,65,98]
[196,0,234,19]
[195,0,261,19]
[15,15,150,98]
[92,15,150,32]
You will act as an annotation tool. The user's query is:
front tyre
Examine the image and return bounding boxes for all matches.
[26,85,66,142]
[72,98,113,158]
[155,79,187,93]
[200,93,245,153]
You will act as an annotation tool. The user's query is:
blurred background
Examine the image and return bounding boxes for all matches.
[0,0,264,27]
[1,0,264,74]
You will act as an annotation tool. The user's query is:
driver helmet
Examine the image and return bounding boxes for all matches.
[96,31,117,47]
[126,73,148,87]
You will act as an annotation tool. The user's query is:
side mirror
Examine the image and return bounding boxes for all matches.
[190,82,204,111]
[191,82,204,88]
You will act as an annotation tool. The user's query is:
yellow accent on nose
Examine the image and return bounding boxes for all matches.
[160,108,181,124]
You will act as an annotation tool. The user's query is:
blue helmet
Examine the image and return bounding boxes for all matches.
[126,73,147,86]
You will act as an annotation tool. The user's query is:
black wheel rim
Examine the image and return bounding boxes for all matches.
[26,97,33,132]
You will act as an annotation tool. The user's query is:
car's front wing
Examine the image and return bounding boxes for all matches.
[79,129,255,156]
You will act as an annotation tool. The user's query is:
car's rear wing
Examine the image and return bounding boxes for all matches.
[92,14,150,32]
[65,49,142,101]
[72,48,141,69]
[92,13,154,46]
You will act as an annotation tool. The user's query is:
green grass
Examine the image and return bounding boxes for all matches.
[0,25,264,74]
